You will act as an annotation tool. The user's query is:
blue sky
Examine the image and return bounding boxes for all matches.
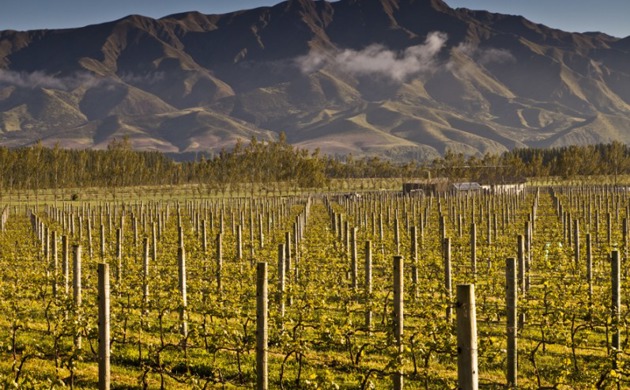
[446,0,630,38]
[1,0,629,38]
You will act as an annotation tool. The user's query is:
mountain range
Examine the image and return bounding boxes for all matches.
[2,0,630,160]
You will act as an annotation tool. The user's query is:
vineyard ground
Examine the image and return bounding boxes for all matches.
[0,182,629,388]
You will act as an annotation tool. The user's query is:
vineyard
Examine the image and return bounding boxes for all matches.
[0,185,629,389]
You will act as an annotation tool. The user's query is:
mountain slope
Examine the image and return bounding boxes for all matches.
[1,0,630,158]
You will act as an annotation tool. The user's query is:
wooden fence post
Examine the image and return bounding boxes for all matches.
[142,237,149,309]
[471,223,477,276]
[116,228,122,283]
[62,235,69,295]
[444,237,452,322]
[51,231,58,297]
[612,250,620,368]
[393,255,404,390]
[586,233,593,301]
[73,244,82,350]
[178,246,188,338]
[506,258,517,388]
[457,284,478,390]
[285,231,292,306]
[351,227,358,290]
[217,233,223,294]
[202,219,208,255]
[277,244,285,319]
[574,219,580,270]
[98,263,110,390]
[365,241,372,330]
[256,262,268,390]
[394,218,400,254]
[410,226,418,298]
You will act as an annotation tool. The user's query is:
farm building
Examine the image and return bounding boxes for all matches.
[402,179,449,195]
[452,182,483,192]
[490,182,526,194]
[480,177,527,194]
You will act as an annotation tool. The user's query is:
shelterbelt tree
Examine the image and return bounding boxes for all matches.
[2,139,630,195]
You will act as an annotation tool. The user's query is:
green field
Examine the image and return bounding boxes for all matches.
[0,184,628,389]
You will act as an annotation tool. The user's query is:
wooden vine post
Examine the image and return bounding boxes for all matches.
[351,227,358,290]
[285,231,292,306]
[517,234,526,328]
[506,258,517,388]
[98,263,111,390]
[62,235,69,295]
[611,250,620,368]
[586,233,593,301]
[394,218,400,254]
[202,219,208,255]
[178,244,188,339]
[256,262,268,390]
[574,219,580,270]
[116,228,122,283]
[100,224,106,260]
[471,222,477,276]
[444,237,453,322]
[524,221,532,293]
[51,230,58,297]
[457,284,478,390]
[410,226,418,298]
[236,224,243,261]
[142,237,149,309]
[216,233,223,294]
[365,240,372,330]
[393,255,404,390]
[277,244,285,320]
[73,244,82,350]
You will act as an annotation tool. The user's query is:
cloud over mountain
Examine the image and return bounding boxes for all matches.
[299,32,448,82]
[0,70,114,91]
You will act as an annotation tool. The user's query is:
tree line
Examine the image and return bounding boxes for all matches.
[0,135,326,192]
[1,138,630,191]
[327,142,630,183]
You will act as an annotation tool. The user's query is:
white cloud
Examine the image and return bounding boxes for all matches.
[297,31,449,82]
[478,48,516,65]
[0,70,67,89]
[0,70,167,90]
[0,69,111,90]
[120,71,165,84]
[296,52,327,74]
[454,42,515,65]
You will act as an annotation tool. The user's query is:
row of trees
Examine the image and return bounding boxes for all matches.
[505,143,630,179]
[325,142,630,183]
[0,139,176,190]
[0,136,327,192]
[186,134,326,189]
[2,138,630,191]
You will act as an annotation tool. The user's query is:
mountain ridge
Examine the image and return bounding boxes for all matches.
[1,0,630,159]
